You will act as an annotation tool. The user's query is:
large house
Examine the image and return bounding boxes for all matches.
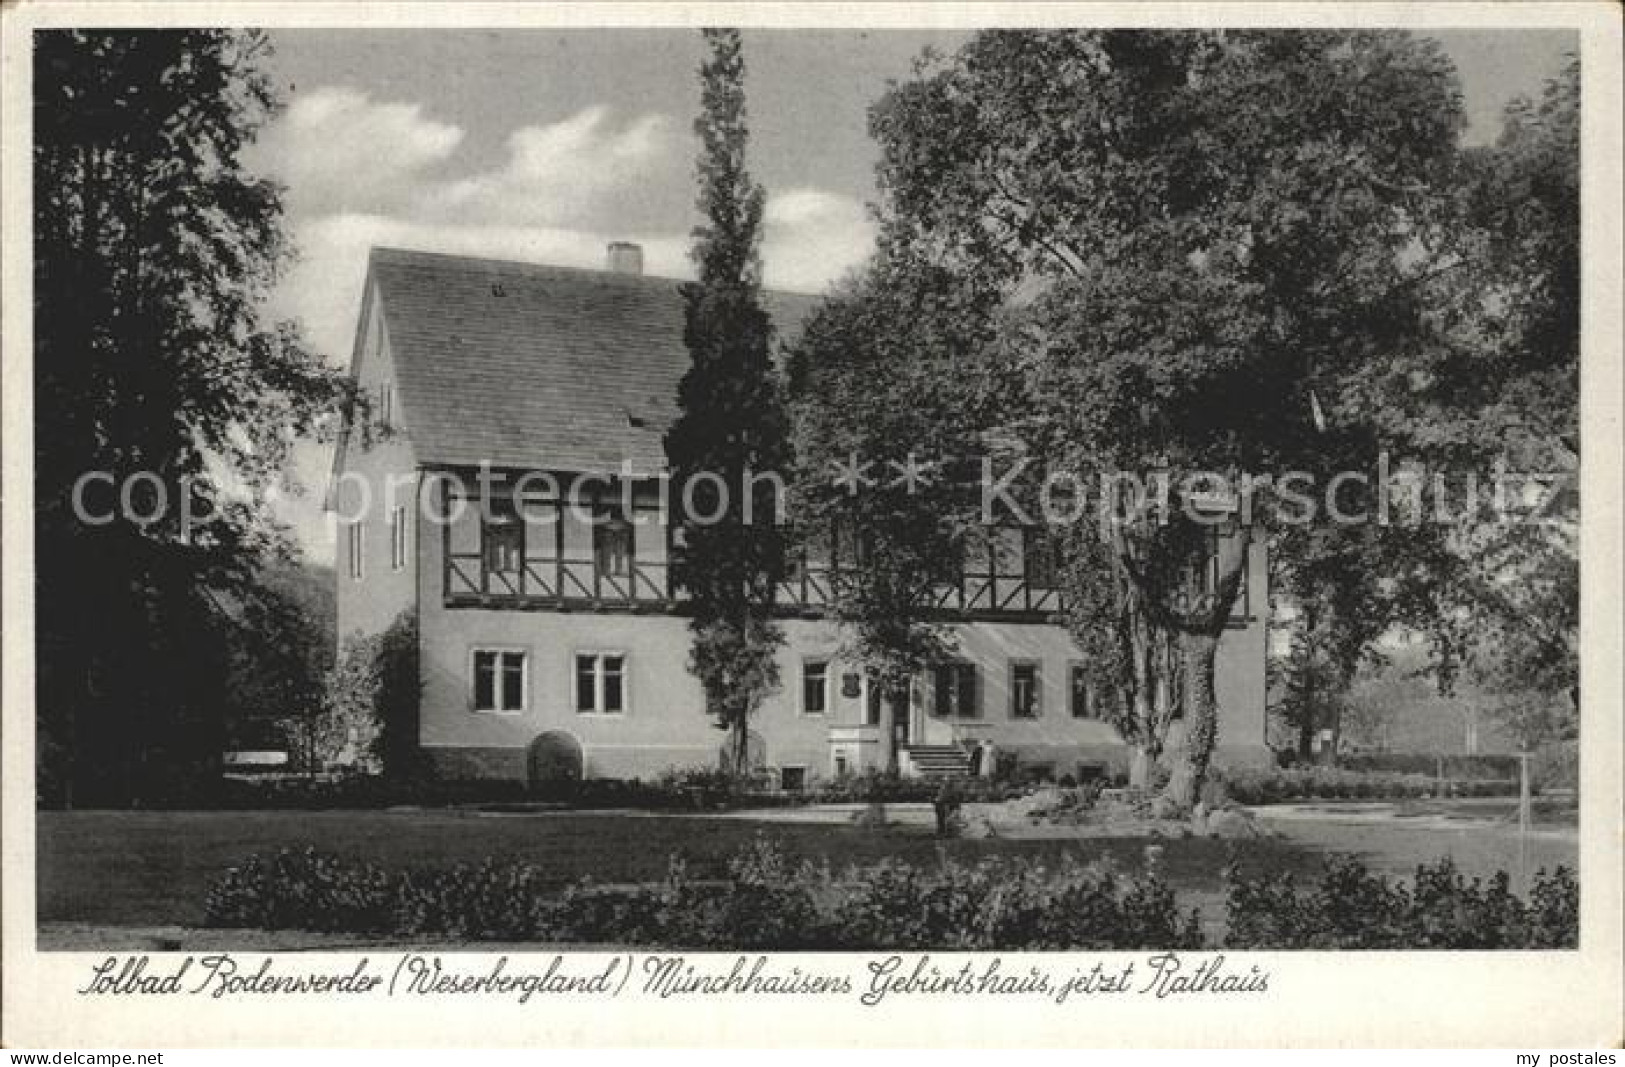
[330,245,1271,788]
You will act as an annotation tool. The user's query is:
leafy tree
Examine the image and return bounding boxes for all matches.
[665,29,790,775]
[33,30,353,805]
[1267,522,1464,762]
[786,256,997,772]
[1449,58,1580,749]
[870,30,1473,808]
[221,562,335,772]
[318,610,420,775]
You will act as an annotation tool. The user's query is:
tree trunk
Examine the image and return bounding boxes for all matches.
[1128,744,1154,788]
[731,713,751,778]
[1296,684,1316,763]
[1163,631,1220,811]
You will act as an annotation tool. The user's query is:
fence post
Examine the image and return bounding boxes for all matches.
[1517,750,1532,894]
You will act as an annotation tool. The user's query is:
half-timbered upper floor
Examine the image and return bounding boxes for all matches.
[330,247,1258,632]
[418,469,1253,625]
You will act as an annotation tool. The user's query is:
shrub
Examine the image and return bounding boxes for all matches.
[1025,781,1105,824]
[825,852,1200,951]
[1216,766,1518,806]
[1224,855,1578,949]
[203,836,1198,949]
[394,857,555,940]
[202,848,395,933]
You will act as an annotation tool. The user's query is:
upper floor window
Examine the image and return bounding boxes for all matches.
[1010,661,1042,719]
[483,504,523,576]
[390,506,408,571]
[933,662,979,719]
[801,659,829,714]
[472,648,526,713]
[594,510,633,577]
[576,652,626,714]
[346,523,364,582]
[377,380,394,429]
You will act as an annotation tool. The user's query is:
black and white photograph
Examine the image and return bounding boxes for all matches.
[2,1,1620,1051]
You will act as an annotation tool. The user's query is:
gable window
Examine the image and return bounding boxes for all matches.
[594,510,634,577]
[933,662,979,719]
[1010,661,1042,719]
[390,506,408,571]
[1069,664,1095,720]
[346,523,364,581]
[802,659,829,715]
[576,652,626,714]
[472,649,526,713]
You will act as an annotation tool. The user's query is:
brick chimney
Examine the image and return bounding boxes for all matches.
[606,241,644,275]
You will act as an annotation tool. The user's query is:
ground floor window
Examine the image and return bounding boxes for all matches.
[933,662,979,718]
[779,766,807,793]
[1070,663,1096,719]
[472,649,526,713]
[1010,661,1042,718]
[575,652,626,714]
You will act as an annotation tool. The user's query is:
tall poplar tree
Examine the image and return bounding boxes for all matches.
[665,28,790,775]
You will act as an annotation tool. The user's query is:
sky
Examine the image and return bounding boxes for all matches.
[256,28,1576,560]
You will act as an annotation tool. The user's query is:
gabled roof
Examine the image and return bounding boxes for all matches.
[365,246,823,474]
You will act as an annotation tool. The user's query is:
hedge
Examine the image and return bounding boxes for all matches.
[208,768,1029,812]
[202,838,1576,950]
[203,838,1198,950]
[1217,765,1519,805]
[1225,855,1577,949]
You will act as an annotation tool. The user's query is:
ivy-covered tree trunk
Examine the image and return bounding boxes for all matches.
[1161,526,1252,811]
[1164,630,1220,809]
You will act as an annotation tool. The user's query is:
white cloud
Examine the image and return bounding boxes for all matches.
[762,187,876,294]
[253,87,464,216]
[427,107,680,227]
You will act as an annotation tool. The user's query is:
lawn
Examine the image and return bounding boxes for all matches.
[38,809,1317,931]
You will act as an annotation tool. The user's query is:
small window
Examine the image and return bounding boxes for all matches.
[346,523,364,581]
[594,511,634,577]
[802,660,829,714]
[1010,661,1041,719]
[933,662,979,719]
[390,506,408,571]
[780,766,807,793]
[1070,664,1095,720]
[484,508,523,576]
[379,381,394,428]
[576,652,627,714]
[472,649,526,713]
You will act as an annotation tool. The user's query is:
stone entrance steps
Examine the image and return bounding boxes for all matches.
[903,744,973,781]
